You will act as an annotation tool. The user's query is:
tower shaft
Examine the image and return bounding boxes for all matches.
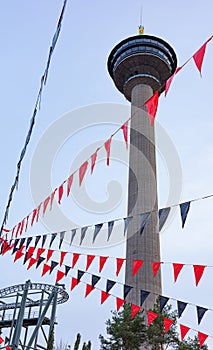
[125,83,161,308]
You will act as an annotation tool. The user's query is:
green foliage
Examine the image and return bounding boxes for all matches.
[99,302,208,350]
[99,303,146,349]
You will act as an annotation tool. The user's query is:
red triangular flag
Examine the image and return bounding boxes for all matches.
[198,331,208,348]
[36,203,42,222]
[6,346,11,350]
[99,256,108,272]
[27,258,37,270]
[46,249,54,262]
[132,260,144,276]
[193,265,206,286]
[164,318,173,333]
[50,189,57,210]
[41,263,51,276]
[60,251,67,267]
[36,248,45,260]
[25,216,29,232]
[121,121,128,149]
[70,277,79,291]
[72,253,80,268]
[179,324,190,340]
[56,270,65,283]
[31,209,37,226]
[116,258,126,276]
[79,161,88,186]
[193,41,208,76]
[14,248,25,262]
[104,137,112,166]
[165,66,182,97]
[58,184,64,204]
[67,174,73,196]
[145,91,159,126]
[116,297,125,311]
[0,337,4,345]
[173,263,184,282]
[131,304,141,319]
[85,284,94,297]
[20,219,25,236]
[43,196,50,215]
[91,149,98,174]
[165,74,175,97]
[101,291,111,304]
[152,262,163,277]
[148,311,158,326]
[26,247,35,261]
[86,255,95,271]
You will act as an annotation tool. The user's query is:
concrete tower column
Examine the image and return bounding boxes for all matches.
[125,83,161,308]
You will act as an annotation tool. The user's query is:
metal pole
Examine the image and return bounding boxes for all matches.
[48,288,57,338]
[11,280,31,349]
[25,292,55,350]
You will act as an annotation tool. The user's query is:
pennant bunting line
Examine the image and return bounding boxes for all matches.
[3,35,213,238]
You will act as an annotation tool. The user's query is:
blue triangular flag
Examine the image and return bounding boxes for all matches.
[49,233,57,248]
[18,238,25,250]
[36,256,45,269]
[180,201,191,228]
[59,231,65,249]
[159,296,169,312]
[177,300,187,318]
[70,229,76,245]
[196,306,208,325]
[34,235,41,249]
[65,265,71,276]
[77,270,85,281]
[106,279,116,293]
[158,207,171,231]
[50,261,58,274]
[123,284,133,299]
[93,224,103,243]
[91,274,101,287]
[140,212,150,235]
[26,237,33,249]
[80,227,88,245]
[124,217,132,235]
[41,235,47,248]
[108,221,114,241]
[140,290,150,306]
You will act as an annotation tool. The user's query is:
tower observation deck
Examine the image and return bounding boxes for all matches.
[108,34,177,310]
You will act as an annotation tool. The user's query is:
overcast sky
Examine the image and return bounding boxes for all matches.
[0,1,213,348]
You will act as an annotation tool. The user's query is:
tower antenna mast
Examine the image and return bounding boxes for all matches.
[139,3,144,34]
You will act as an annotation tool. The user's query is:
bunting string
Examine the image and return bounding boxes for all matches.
[0,0,68,236]
[1,243,211,348]
[0,239,211,348]
[2,36,213,239]
[3,192,213,243]
[1,238,213,299]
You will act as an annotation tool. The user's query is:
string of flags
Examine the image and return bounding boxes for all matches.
[2,36,213,240]
[0,0,68,235]
[3,192,213,244]
[0,237,211,348]
[1,243,211,349]
[0,236,212,296]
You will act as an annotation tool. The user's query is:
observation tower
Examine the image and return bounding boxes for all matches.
[108,29,177,309]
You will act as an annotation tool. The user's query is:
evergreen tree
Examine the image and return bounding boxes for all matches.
[99,302,208,350]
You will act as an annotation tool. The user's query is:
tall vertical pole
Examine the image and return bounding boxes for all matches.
[125,84,161,308]
[11,280,31,349]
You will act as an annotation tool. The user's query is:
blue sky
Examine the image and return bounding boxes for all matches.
[0,0,213,348]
